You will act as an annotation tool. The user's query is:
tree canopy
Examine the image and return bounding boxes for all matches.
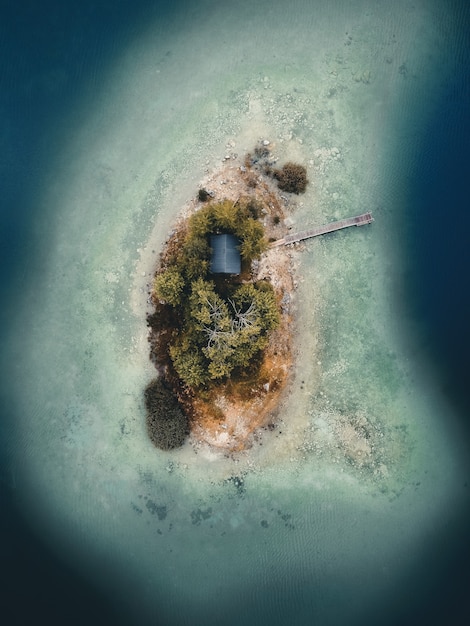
[152,198,279,388]
[169,278,279,386]
[153,198,268,309]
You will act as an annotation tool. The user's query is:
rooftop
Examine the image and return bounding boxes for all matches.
[210,234,241,274]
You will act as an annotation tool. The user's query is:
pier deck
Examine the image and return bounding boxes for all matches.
[270,212,373,247]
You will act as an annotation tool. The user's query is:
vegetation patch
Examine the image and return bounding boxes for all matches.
[273,162,309,194]
[144,378,189,450]
[145,143,308,451]
[151,198,278,387]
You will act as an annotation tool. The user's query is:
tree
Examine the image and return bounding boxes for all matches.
[188,278,231,330]
[237,219,267,261]
[153,267,185,306]
[213,199,239,231]
[179,235,210,281]
[169,335,207,388]
[187,208,214,240]
[184,198,267,265]
[234,282,279,331]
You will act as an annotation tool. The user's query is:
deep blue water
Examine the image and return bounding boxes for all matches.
[407,73,470,422]
[1,1,469,625]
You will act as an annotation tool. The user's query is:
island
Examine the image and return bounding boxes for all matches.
[145,142,308,452]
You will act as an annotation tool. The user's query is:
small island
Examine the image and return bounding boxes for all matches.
[145,143,308,451]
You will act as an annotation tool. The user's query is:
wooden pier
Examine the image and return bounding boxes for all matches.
[270,212,374,247]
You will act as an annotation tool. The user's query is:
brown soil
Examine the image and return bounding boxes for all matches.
[149,146,301,451]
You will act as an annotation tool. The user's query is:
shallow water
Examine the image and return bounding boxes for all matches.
[2,1,470,624]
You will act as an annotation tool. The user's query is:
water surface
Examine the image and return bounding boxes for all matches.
[1,1,469,624]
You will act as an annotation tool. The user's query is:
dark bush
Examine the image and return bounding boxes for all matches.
[198,188,211,202]
[144,378,189,450]
[273,162,308,194]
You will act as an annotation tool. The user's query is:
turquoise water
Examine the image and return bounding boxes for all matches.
[2,1,469,624]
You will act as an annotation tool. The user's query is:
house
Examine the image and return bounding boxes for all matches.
[210,234,241,274]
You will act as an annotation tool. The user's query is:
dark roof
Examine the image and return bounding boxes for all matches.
[210,234,241,274]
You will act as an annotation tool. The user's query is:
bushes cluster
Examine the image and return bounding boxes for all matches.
[151,198,279,388]
[246,143,308,195]
[273,162,308,194]
[169,278,279,387]
[144,378,189,450]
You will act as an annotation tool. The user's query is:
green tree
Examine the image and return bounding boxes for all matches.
[187,208,214,239]
[237,220,267,261]
[213,199,238,231]
[189,278,231,330]
[169,335,207,388]
[169,279,280,387]
[185,199,267,266]
[153,267,185,306]
[179,235,210,281]
[234,283,279,331]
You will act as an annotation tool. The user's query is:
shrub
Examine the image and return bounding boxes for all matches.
[242,198,262,219]
[144,378,189,450]
[198,188,211,202]
[273,162,308,194]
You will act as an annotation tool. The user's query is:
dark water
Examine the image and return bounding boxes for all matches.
[407,74,470,421]
[1,1,470,625]
[400,45,470,626]
[0,2,158,624]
